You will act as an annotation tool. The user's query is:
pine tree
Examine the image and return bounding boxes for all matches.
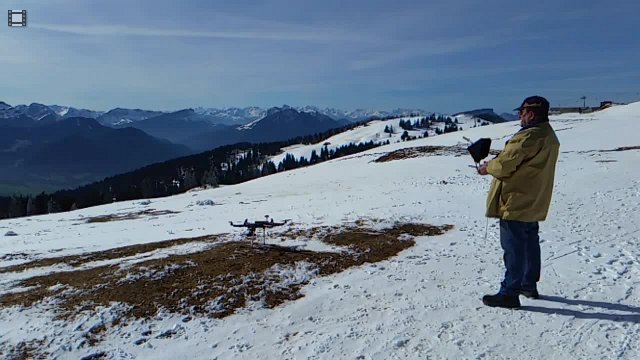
[183,168,198,190]
[261,160,277,176]
[201,168,218,188]
[401,130,409,141]
[444,123,459,133]
[102,186,114,203]
[34,192,47,215]
[9,196,24,218]
[320,146,329,161]
[399,120,412,130]
[140,178,156,198]
[26,196,36,216]
[310,150,319,164]
[47,197,60,214]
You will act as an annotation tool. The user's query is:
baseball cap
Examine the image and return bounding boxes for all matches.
[513,96,550,112]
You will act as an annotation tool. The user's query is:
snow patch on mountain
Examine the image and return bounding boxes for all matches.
[237,117,263,130]
[113,118,134,126]
[193,107,266,125]
[56,106,70,117]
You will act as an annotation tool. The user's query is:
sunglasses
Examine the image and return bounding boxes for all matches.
[516,102,543,115]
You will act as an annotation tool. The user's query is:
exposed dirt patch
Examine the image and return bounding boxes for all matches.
[0,234,225,274]
[571,145,640,155]
[84,323,107,347]
[0,253,31,262]
[373,145,500,162]
[84,209,180,223]
[0,222,452,322]
[607,145,640,152]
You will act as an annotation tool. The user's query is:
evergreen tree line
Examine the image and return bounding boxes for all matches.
[0,112,466,219]
[434,123,461,135]
[367,113,424,122]
[398,115,452,130]
[0,120,387,219]
[277,140,383,172]
[394,115,455,132]
[389,115,461,139]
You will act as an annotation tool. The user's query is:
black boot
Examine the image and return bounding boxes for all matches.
[482,293,521,308]
[519,289,539,299]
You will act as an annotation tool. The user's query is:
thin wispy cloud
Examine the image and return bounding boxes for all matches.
[434,59,633,79]
[30,23,375,43]
[544,71,640,83]
[2,0,639,113]
[349,34,509,71]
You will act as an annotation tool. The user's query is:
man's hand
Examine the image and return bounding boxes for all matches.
[477,162,489,175]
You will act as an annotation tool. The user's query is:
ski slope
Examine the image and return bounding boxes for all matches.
[1,103,639,359]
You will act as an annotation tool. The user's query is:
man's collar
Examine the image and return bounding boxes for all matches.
[519,119,548,131]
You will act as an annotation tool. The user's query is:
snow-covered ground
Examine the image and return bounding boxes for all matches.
[1,103,639,359]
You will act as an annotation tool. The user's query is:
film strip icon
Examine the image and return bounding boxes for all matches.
[8,10,27,27]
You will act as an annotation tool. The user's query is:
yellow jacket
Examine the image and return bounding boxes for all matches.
[486,121,560,221]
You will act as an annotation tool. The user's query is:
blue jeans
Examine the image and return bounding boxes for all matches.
[498,219,541,296]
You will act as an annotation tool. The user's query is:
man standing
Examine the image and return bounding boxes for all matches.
[477,96,560,309]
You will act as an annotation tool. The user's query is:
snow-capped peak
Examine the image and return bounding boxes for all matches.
[56,106,70,117]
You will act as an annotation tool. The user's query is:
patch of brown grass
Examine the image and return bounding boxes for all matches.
[84,209,180,223]
[574,145,640,155]
[0,222,452,322]
[0,234,224,274]
[373,145,500,163]
[609,146,640,152]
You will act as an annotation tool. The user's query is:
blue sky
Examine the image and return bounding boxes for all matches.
[1,0,639,113]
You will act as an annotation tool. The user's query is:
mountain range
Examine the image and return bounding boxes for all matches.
[0,100,502,194]
[185,106,351,151]
[0,102,365,192]
[0,102,426,153]
[0,101,431,128]
[0,117,191,191]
